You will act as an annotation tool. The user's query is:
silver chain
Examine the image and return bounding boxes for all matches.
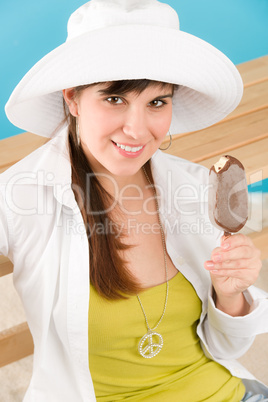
[136,166,169,332]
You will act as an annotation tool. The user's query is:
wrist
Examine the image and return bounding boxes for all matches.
[213,289,250,317]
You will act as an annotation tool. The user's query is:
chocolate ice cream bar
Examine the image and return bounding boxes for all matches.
[208,155,248,235]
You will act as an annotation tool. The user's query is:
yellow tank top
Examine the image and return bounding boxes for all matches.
[88,272,245,401]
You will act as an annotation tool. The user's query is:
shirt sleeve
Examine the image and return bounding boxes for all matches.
[201,284,268,360]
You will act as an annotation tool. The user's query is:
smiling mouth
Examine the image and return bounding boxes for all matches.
[112,141,144,153]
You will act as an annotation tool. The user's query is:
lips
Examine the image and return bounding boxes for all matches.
[111,140,145,158]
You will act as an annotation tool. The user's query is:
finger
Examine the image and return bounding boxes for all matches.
[209,268,258,285]
[220,233,254,250]
[211,258,254,271]
[211,246,221,256]
[210,268,250,277]
[206,258,262,281]
[211,245,258,263]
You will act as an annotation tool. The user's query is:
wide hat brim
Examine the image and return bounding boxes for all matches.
[5,24,243,137]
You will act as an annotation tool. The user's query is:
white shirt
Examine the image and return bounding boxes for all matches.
[0,128,268,401]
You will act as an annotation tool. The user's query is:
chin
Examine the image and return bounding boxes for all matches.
[109,162,144,177]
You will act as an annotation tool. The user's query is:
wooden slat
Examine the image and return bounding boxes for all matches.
[0,133,48,173]
[249,227,268,261]
[199,137,268,184]
[0,322,34,367]
[159,56,268,144]
[164,107,268,162]
[223,80,268,121]
[0,255,13,277]
[162,84,268,145]
[236,55,268,87]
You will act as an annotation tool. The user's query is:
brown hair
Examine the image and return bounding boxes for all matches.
[65,79,175,299]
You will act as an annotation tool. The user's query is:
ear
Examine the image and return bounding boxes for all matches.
[62,88,79,117]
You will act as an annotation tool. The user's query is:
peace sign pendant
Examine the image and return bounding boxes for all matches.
[138,330,163,358]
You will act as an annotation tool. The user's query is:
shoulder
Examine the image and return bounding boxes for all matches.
[0,129,70,189]
[151,150,210,191]
[0,129,73,220]
[152,150,222,242]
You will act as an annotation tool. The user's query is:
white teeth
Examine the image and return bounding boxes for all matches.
[115,143,143,153]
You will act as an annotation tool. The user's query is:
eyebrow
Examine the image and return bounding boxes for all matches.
[153,94,173,100]
[97,90,173,100]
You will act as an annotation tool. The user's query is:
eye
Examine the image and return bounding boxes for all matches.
[149,99,167,108]
[106,96,124,104]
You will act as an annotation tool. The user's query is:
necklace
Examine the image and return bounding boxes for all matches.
[137,166,169,359]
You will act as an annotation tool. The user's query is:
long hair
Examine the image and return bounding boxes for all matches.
[65,79,175,299]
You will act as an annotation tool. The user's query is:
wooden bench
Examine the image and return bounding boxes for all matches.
[0,55,268,367]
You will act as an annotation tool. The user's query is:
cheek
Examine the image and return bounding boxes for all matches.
[80,109,121,146]
[154,110,173,137]
[79,99,120,130]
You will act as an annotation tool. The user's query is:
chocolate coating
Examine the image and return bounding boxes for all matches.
[209,155,248,233]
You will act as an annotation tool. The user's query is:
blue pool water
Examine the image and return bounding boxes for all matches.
[1,0,267,190]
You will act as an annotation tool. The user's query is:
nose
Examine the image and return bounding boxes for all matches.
[122,106,150,141]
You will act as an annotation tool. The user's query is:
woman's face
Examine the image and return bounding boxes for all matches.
[63,83,173,178]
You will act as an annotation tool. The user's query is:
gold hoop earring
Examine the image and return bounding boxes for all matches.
[159,132,172,151]
[76,118,80,146]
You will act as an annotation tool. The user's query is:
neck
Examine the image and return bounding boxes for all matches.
[95,164,155,219]
[101,169,147,199]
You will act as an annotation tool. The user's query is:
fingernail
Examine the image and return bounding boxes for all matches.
[205,261,214,268]
[221,243,230,250]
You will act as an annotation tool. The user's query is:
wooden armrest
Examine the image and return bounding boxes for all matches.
[0,255,13,277]
[0,322,34,367]
[0,133,48,173]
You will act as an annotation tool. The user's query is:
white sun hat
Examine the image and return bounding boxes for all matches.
[5,0,243,138]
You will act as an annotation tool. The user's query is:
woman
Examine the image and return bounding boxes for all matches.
[2,0,268,401]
